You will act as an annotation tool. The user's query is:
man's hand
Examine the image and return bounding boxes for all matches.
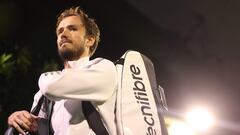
[8,110,39,135]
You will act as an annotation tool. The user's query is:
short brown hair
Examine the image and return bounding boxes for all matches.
[56,6,100,56]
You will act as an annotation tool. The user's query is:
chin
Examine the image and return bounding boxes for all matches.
[59,50,81,62]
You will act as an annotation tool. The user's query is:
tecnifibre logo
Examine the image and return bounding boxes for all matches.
[130,64,156,135]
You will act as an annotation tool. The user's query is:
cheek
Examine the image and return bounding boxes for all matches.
[57,37,61,45]
[74,35,84,43]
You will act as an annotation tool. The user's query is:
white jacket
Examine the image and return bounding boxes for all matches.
[31,57,117,135]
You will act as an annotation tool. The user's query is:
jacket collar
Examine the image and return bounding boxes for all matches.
[67,57,90,69]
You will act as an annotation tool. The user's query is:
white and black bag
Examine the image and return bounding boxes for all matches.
[115,50,168,135]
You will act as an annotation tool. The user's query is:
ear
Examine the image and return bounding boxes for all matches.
[85,36,95,48]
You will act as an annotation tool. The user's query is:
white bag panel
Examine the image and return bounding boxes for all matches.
[116,51,162,135]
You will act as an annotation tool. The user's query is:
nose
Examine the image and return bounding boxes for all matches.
[57,28,70,45]
[60,29,70,39]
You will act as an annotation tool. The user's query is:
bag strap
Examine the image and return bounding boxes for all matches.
[82,101,109,135]
[31,95,45,115]
[81,58,122,135]
[31,95,55,135]
[45,97,55,135]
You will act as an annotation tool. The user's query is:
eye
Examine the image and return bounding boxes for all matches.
[70,27,77,31]
[57,28,63,35]
[68,25,77,31]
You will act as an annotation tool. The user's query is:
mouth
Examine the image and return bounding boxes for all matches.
[60,39,72,47]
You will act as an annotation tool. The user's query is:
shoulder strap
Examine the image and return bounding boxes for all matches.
[82,101,109,135]
[45,98,55,135]
[31,95,55,135]
[31,95,45,115]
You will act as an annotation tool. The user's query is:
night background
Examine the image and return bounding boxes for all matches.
[1,0,240,134]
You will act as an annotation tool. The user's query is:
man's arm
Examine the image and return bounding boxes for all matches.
[38,59,117,101]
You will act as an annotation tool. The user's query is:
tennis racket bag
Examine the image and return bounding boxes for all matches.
[115,50,168,135]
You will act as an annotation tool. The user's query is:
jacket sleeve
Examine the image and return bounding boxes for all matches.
[38,59,117,101]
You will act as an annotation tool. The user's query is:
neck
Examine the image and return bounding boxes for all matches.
[63,55,90,69]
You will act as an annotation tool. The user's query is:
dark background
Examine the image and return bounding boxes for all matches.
[1,0,240,134]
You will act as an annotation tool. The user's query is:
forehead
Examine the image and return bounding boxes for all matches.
[57,16,83,29]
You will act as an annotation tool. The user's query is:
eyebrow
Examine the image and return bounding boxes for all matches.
[56,24,77,35]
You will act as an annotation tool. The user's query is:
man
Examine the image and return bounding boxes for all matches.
[8,6,117,135]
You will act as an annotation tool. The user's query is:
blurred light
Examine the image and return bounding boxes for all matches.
[185,107,214,132]
[168,121,196,135]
